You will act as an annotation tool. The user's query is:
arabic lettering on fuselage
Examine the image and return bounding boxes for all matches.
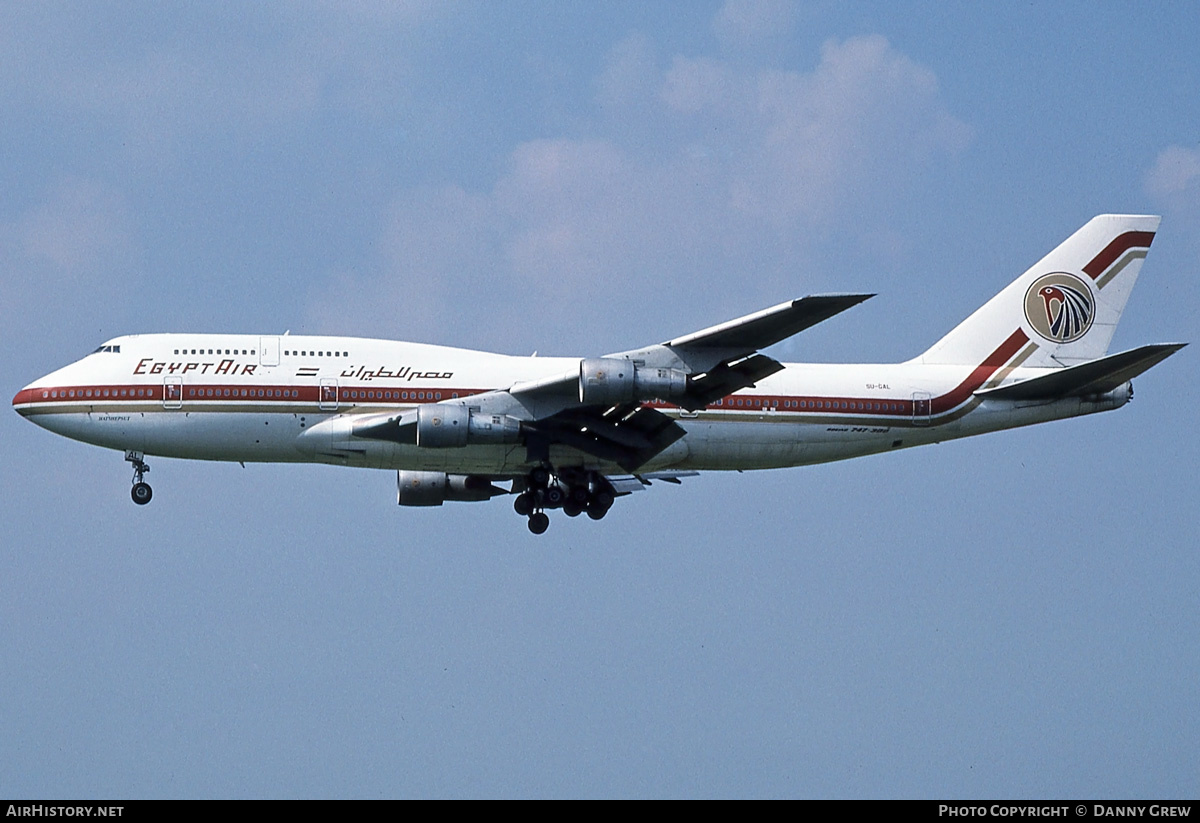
[340,365,454,382]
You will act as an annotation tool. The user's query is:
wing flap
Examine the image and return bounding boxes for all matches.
[976,343,1186,401]
[525,403,686,471]
[678,353,784,409]
[605,471,700,495]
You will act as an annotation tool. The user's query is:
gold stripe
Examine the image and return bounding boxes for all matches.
[1095,249,1147,290]
[981,341,1038,390]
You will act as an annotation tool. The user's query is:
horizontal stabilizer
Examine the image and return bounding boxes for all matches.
[976,343,1186,401]
[665,293,873,352]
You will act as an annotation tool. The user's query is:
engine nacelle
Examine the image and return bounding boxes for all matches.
[396,471,506,506]
[578,358,688,405]
[415,404,470,447]
[466,411,522,444]
[414,405,521,448]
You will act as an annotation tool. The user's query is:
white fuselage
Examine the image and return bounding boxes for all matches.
[12,332,1128,477]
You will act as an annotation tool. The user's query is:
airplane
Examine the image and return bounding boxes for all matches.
[12,214,1185,534]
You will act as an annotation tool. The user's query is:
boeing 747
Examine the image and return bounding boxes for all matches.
[13,215,1184,533]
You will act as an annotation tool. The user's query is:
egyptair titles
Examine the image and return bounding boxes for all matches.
[132,358,454,382]
[133,358,257,376]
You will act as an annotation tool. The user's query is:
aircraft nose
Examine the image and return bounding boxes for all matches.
[13,384,37,417]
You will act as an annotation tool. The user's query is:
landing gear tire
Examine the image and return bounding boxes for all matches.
[514,492,534,516]
[586,488,613,519]
[125,451,152,505]
[529,466,551,488]
[131,482,153,505]
[528,512,550,535]
[543,485,565,507]
[564,502,583,517]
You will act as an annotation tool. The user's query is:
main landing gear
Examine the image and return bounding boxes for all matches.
[125,450,152,505]
[512,467,615,535]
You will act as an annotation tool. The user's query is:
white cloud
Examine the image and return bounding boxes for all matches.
[595,32,658,111]
[1145,145,1200,201]
[0,179,140,354]
[662,56,742,115]
[1145,145,1200,272]
[19,179,132,272]
[0,6,439,166]
[305,183,500,346]
[712,0,800,50]
[309,33,970,354]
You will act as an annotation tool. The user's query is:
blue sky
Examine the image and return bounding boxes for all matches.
[2,1,1198,798]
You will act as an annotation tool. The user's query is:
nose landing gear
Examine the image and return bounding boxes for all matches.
[125,450,152,505]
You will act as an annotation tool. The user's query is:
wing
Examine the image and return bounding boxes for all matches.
[659,294,875,351]
[608,294,874,409]
[353,293,872,469]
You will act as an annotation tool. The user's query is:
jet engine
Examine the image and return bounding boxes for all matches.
[578,358,688,405]
[414,404,521,448]
[396,471,507,506]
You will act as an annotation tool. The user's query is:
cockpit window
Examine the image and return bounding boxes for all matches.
[91,345,121,354]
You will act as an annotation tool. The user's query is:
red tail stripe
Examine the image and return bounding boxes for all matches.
[931,329,1029,415]
[1083,231,1155,280]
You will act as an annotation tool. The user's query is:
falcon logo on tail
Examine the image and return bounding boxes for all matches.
[1024,272,1095,343]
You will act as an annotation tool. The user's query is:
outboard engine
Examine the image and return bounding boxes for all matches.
[396,471,507,506]
[578,358,688,405]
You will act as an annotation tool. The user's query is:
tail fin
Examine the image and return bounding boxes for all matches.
[916,214,1160,367]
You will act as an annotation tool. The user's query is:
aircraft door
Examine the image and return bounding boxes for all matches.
[163,377,182,409]
[319,378,339,411]
[260,337,280,367]
[912,391,931,426]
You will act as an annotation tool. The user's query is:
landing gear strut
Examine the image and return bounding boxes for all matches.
[125,450,152,505]
[519,463,554,533]
[516,466,615,534]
